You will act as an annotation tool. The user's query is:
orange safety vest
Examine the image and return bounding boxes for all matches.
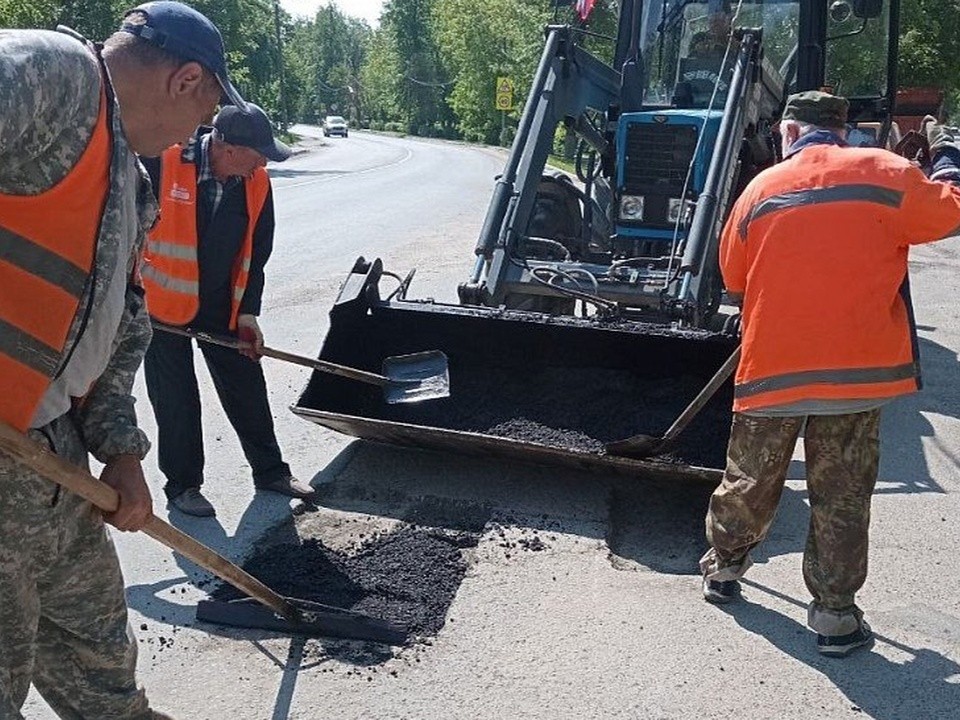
[142,145,269,330]
[0,79,111,432]
[720,142,960,413]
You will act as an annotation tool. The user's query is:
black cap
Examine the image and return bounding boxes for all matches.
[782,90,849,129]
[121,1,247,109]
[213,103,291,162]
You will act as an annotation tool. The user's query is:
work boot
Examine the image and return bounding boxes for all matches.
[817,618,873,658]
[256,474,315,499]
[702,576,740,604]
[168,488,216,517]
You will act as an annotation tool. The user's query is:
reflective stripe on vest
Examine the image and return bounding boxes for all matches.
[143,149,269,330]
[735,362,919,402]
[737,184,905,240]
[0,81,110,432]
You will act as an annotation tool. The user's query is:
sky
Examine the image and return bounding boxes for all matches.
[279,0,385,27]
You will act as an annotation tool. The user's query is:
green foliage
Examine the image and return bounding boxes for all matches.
[292,4,370,123]
[188,0,285,122]
[361,25,403,127]
[380,0,452,134]
[0,0,123,36]
[4,1,960,135]
[434,0,550,143]
[897,0,960,89]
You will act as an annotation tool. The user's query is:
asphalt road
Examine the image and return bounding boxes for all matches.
[25,129,960,720]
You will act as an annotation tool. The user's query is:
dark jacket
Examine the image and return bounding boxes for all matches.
[141,130,275,332]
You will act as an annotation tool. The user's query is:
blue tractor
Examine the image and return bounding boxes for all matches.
[295,0,903,480]
[455,0,901,327]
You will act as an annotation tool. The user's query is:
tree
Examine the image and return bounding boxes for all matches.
[434,0,550,143]
[282,5,371,125]
[380,0,452,136]
[361,26,404,129]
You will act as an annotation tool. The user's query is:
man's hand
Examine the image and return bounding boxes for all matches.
[236,314,264,361]
[99,454,153,531]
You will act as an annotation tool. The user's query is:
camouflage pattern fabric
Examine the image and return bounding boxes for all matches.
[0,418,150,720]
[700,410,881,634]
[0,30,100,196]
[0,29,158,719]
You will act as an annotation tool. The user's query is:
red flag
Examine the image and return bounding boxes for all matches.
[575,0,595,20]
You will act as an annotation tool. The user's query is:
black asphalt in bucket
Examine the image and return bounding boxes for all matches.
[295,300,736,476]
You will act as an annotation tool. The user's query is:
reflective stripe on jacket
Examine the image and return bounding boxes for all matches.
[142,146,269,330]
[0,81,110,432]
[720,143,960,413]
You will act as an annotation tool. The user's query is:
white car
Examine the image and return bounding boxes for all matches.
[323,115,348,137]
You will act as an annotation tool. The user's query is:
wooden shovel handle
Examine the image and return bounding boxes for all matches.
[260,345,390,386]
[153,323,390,387]
[661,345,741,443]
[0,422,297,621]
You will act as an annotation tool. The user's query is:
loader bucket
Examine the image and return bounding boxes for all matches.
[293,259,737,485]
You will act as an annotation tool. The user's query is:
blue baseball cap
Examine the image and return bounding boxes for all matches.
[120,1,247,109]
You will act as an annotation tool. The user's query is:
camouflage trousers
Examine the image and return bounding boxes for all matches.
[0,414,151,720]
[700,410,881,635]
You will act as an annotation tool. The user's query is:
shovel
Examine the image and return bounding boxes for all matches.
[153,323,450,404]
[0,423,408,645]
[605,345,741,459]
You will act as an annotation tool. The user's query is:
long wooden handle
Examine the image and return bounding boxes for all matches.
[0,422,298,621]
[153,323,390,387]
[662,345,741,443]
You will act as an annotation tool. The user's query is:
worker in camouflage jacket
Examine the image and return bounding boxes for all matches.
[0,2,242,717]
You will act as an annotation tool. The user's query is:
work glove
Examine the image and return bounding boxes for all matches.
[919,115,960,184]
[922,115,956,156]
[236,314,264,362]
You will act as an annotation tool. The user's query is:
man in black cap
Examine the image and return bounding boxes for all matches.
[0,2,241,717]
[700,89,960,658]
[141,103,312,518]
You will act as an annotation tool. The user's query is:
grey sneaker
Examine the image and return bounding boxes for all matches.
[168,488,216,517]
[702,576,740,604]
[256,474,315,499]
[818,619,873,658]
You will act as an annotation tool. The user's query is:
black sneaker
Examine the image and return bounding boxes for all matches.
[702,577,740,604]
[818,620,873,658]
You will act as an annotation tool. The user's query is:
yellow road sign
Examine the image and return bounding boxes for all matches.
[495,76,514,111]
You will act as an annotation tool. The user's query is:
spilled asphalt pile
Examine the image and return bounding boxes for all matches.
[214,524,480,638]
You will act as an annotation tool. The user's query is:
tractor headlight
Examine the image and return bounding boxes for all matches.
[668,198,695,225]
[619,195,645,221]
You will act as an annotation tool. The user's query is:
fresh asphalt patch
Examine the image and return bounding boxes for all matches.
[210,494,493,658]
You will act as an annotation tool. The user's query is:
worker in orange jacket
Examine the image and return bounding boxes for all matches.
[700,90,960,658]
[140,103,313,518]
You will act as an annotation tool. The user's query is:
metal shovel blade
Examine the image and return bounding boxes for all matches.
[381,350,450,404]
[196,597,409,645]
[604,434,667,459]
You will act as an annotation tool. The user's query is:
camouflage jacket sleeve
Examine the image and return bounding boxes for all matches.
[74,164,158,462]
[0,29,100,194]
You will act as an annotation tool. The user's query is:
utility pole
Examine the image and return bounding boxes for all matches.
[273,0,289,130]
